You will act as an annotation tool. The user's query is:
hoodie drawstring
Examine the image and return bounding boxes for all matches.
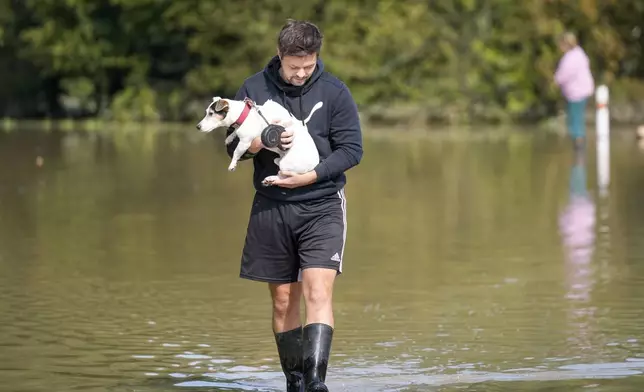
[299,92,304,126]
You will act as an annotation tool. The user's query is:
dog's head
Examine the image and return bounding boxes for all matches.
[196,96,236,132]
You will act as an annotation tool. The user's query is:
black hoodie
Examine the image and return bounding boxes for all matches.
[225,55,363,202]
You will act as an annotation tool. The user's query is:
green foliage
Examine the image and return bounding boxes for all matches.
[111,85,160,122]
[0,0,643,124]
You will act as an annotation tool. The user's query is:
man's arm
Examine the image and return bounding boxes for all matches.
[313,85,364,182]
[554,54,574,87]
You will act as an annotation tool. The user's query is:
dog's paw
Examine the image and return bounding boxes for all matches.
[262,175,279,186]
[228,164,237,172]
[225,135,236,145]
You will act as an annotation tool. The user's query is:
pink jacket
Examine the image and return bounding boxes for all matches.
[554,46,595,102]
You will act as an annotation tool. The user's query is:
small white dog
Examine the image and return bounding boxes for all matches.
[196,97,322,186]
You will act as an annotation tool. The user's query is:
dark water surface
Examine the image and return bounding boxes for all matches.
[1,127,644,391]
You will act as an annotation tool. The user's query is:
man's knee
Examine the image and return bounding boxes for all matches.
[302,268,336,308]
[273,294,296,319]
[303,287,331,310]
[270,283,302,318]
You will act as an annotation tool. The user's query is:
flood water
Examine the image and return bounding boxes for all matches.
[1,126,644,392]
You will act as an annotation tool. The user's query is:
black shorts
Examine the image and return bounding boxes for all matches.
[239,190,347,283]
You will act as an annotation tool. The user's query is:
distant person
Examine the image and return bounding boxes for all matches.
[554,32,595,148]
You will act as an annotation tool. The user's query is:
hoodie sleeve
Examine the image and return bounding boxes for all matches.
[554,51,576,86]
[313,85,364,182]
[225,84,255,160]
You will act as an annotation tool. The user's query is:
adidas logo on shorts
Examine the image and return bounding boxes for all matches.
[330,253,341,262]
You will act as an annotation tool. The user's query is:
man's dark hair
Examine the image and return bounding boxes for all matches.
[277,19,323,57]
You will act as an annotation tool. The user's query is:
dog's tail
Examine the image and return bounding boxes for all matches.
[304,102,324,125]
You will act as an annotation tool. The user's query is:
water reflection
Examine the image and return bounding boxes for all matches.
[1,128,644,391]
[558,149,600,358]
[558,150,596,302]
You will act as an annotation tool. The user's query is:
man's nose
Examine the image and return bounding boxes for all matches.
[297,69,306,78]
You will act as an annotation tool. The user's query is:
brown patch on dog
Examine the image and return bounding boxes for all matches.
[215,99,229,113]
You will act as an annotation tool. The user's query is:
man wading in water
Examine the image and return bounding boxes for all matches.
[223,19,363,391]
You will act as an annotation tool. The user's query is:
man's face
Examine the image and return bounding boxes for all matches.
[279,52,317,86]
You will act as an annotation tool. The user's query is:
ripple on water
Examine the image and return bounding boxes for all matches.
[167,358,644,391]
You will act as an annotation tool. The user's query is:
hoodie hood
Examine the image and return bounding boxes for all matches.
[264,55,325,97]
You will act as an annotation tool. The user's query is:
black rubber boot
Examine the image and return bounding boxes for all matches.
[274,326,304,392]
[303,323,334,392]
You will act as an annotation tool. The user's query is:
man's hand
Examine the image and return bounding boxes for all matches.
[272,170,317,189]
[271,119,295,150]
[280,129,294,150]
[248,125,294,154]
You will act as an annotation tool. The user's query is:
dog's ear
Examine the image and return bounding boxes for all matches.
[214,99,229,114]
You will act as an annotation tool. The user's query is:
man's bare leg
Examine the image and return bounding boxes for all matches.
[270,282,304,392]
[301,268,337,392]
[302,268,336,326]
[270,282,302,332]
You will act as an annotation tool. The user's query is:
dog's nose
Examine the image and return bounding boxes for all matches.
[196,124,201,130]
